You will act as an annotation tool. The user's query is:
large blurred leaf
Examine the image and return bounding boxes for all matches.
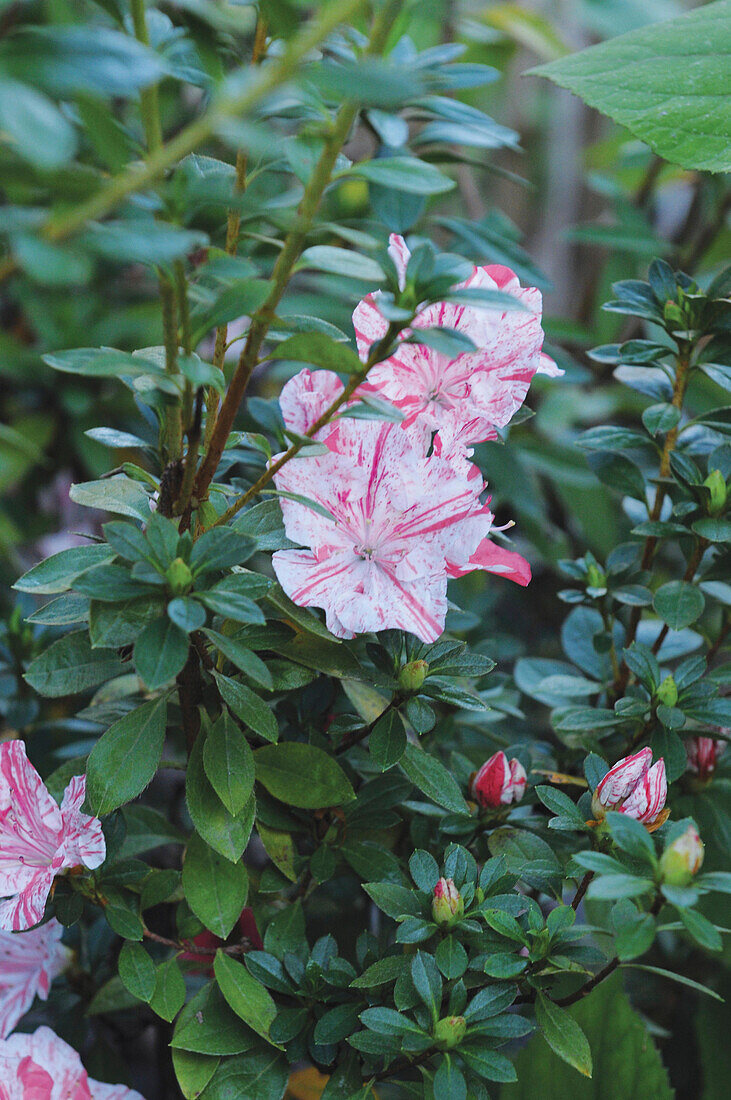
[531,2,731,172]
[500,976,672,1098]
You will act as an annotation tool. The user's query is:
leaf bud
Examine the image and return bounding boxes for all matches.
[398,659,429,693]
[656,675,678,708]
[166,557,193,596]
[703,469,727,516]
[433,1015,467,1049]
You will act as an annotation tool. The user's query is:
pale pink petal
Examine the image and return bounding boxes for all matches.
[0,743,62,898]
[353,293,390,358]
[58,777,106,872]
[621,759,667,824]
[457,540,532,587]
[0,870,57,934]
[537,351,563,377]
[388,233,410,287]
[596,748,652,809]
[0,920,68,1038]
[90,1082,146,1100]
[278,368,344,436]
[0,1027,92,1099]
[506,759,528,803]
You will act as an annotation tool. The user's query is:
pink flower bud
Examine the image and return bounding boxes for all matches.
[592,748,667,825]
[470,751,527,809]
[432,878,463,926]
[660,824,704,886]
[686,735,725,781]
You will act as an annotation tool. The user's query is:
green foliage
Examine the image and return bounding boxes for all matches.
[532,2,731,172]
[1,1,728,1097]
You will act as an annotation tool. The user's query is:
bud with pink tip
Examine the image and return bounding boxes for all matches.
[686,735,725,782]
[660,824,704,886]
[591,747,667,826]
[470,751,527,809]
[432,877,464,927]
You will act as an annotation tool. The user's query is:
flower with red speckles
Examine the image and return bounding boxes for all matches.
[470,751,527,809]
[0,919,70,1039]
[352,233,560,453]
[686,735,725,781]
[0,742,105,932]
[0,1026,145,1098]
[272,418,529,642]
[592,748,667,826]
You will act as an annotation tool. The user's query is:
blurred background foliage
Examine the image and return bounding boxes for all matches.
[0,1,729,1097]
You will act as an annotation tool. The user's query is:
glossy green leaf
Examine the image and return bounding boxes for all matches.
[86,696,167,815]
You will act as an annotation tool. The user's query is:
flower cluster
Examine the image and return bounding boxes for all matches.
[0,919,69,1039]
[272,236,557,641]
[0,1026,143,1099]
[0,741,106,932]
[592,748,668,827]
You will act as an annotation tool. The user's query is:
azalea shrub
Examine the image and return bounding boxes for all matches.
[1,1,730,1099]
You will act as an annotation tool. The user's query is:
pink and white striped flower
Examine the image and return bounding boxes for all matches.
[0,742,106,932]
[352,234,560,451]
[0,919,69,1038]
[686,734,725,781]
[272,419,528,642]
[470,751,527,809]
[592,748,668,826]
[0,1026,144,1099]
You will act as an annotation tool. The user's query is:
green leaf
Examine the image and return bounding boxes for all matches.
[254,743,355,808]
[213,951,279,1045]
[69,476,153,521]
[86,696,167,815]
[172,983,256,1055]
[150,958,186,1022]
[0,77,77,169]
[14,544,117,594]
[183,832,248,939]
[435,936,468,979]
[503,977,672,1098]
[351,955,408,989]
[409,849,440,892]
[535,993,592,1078]
[42,347,163,379]
[297,246,385,282]
[190,528,255,574]
[677,907,723,952]
[172,1050,220,1100]
[25,630,125,697]
[268,332,363,375]
[134,616,190,690]
[168,597,207,633]
[400,744,468,814]
[212,672,278,743]
[653,581,705,630]
[204,630,273,690]
[625,964,723,1001]
[362,882,420,920]
[369,709,406,769]
[203,709,255,816]
[85,220,207,265]
[350,156,455,195]
[433,1057,467,1100]
[186,737,255,862]
[692,517,731,542]
[530,2,731,173]
[118,941,155,1003]
[198,1049,288,1100]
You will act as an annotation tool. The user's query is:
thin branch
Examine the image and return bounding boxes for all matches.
[555,956,620,1007]
[571,871,594,911]
[193,0,400,503]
